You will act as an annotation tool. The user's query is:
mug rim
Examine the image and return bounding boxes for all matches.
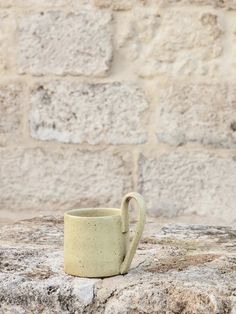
[64,207,121,219]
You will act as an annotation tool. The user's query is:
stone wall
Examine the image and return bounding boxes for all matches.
[0,0,236,223]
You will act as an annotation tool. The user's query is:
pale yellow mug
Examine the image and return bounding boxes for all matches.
[64,192,146,278]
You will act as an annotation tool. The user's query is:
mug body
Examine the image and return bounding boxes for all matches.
[64,208,128,278]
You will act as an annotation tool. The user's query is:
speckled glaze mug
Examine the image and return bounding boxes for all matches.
[64,192,146,278]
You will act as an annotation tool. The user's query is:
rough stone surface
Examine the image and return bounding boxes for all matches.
[0,83,21,136]
[138,152,236,222]
[0,147,132,211]
[0,0,235,224]
[158,0,236,9]
[0,0,70,7]
[0,14,8,71]
[94,0,133,10]
[0,216,236,313]
[30,81,148,145]
[120,8,223,77]
[156,83,236,148]
[0,12,14,71]
[18,10,113,76]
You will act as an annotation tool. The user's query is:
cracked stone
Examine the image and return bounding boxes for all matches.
[0,216,236,313]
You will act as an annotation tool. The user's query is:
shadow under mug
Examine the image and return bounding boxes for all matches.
[64,192,146,278]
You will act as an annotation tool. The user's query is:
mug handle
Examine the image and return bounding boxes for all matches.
[120,192,146,275]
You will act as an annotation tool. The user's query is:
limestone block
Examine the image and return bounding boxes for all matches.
[0,83,22,137]
[0,216,235,313]
[18,10,113,76]
[156,83,236,148]
[30,81,148,144]
[0,0,70,7]
[0,12,15,71]
[138,151,236,222]
[158,0,236,9]
[0,147,132,211]
[94,0,133,10]
[119,8,223,77]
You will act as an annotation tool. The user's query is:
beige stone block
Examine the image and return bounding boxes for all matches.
[94,0,133,10]
[156,83,236,148]
[120,8,223,77]
[158,0,236,10]
[0,0,70,7]
[30,81,149,144]
[138,151,236,222]
[0,12,15,71]
[0,147,133,211]
[0,83,22,137]
[18,10,113,76]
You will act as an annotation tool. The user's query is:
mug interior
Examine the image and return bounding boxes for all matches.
[65,208,121,218]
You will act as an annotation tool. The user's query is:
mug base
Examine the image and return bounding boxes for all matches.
[64,267,127,278]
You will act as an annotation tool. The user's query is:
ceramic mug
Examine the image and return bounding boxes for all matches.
[64,192,146,278]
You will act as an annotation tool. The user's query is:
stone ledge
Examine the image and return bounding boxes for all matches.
[0,216,236,313]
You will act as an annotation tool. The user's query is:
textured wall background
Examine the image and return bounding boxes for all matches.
[0,0,236,223]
